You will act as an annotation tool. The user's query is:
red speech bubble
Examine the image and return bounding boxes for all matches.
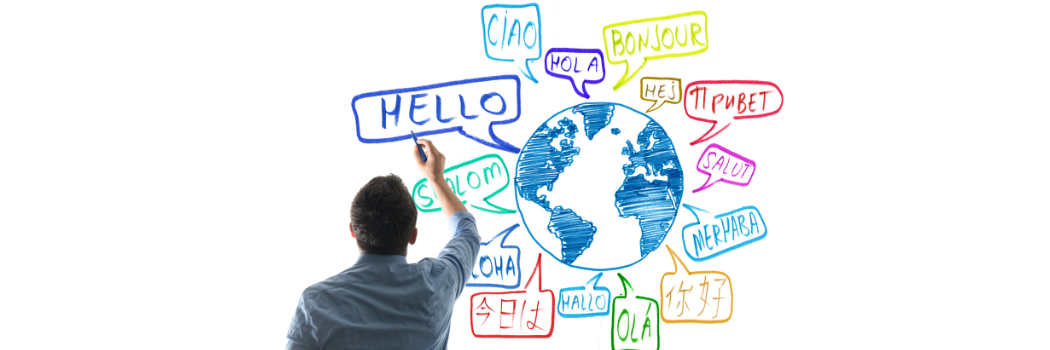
[683,80,783,145]
[469,253,555,338]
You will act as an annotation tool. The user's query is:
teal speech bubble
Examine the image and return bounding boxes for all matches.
[412,153,515,214]
[482,3,542,83]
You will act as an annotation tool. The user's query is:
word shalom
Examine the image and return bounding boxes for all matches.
[470,254,555,338]
[681,204,768,262]
[611,273,659,350]
[557,272,611,318]
[660,246,732,323]
[468,224,522,289]
[482,3,542,83]
[412,153,515,214]
[639,77,682,113]
[683,80,784,145]
[603,11,708,90]
[544,48,605,99]
[693,143,756,193]
[352,75,522,153]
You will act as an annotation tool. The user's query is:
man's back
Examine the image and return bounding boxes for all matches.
[287,212,480,350]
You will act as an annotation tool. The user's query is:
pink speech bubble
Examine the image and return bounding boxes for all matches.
[683,80,783,145]
[693,143,755,193]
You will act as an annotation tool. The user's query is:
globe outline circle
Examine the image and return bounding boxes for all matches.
[513,102,683,271]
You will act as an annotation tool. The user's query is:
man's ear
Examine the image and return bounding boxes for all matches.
[409,227,418,245]
[349,223,356,239]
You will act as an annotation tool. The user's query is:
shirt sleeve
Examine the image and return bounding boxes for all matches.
[437,211,482,297]
[286,295,316,350]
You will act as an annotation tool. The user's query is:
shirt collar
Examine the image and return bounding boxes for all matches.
[354,253,408,266]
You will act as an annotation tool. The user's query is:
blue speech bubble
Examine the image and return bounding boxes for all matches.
[467,223,522,289]
[351,75,521,153]
[481,3,542,83]
[544,48,605,99]
[557,272,612,318]
[680,204,767,262]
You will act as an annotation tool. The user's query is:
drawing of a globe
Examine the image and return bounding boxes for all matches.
[514,102,684,270]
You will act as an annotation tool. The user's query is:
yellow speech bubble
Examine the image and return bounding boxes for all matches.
[603,11,708,90]
[639,77,682,112]
[659,246,732,323]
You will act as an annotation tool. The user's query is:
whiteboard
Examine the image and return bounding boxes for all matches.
[2,0,1048,349]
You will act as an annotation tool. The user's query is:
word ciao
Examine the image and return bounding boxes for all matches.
[683,80,784,145]
[603,11,708,90]
[468,224,522,289]
[482,4,542,83]
[471,254,555,338]
[352,75,522,153]
[412,153,515,214]
[661,246,733,323]
[680,204,767,262]
[611,273,659,350]
[693,143,756,193]
[639,77,682,112]
[557,272,611,318]
[544,48,605,99]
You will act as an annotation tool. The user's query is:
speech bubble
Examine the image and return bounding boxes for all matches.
[352,75,521,153]
[639,77,682,112]
[680,204,767,262]
[482,4,542,83]
[412,153,515,214]
[683,80,784,145]
[557,272,612,318]
[470,253,555,338]
[611,273,659,350]
[603,11,708,90]
[544,48,605,99]
[660,246,732,323]
[468,224,522,288]
[693,143,756,193]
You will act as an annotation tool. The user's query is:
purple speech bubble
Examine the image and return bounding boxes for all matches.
[693,143,756,193]
[544,48,605,99]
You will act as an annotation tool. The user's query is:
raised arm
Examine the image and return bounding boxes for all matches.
[413,138,468,219]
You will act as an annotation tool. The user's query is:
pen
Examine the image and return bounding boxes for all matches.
[411,131,427,162]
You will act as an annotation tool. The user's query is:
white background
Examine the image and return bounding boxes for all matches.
[2,0,1048,349]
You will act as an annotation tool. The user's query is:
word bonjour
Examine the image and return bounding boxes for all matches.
[603,11,708,90]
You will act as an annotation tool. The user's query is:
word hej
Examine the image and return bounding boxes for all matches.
[468,224,521,289]
[681,204,767,262]
[693,143,755,193]
[482,4,542,83]
[640,77,682,113]
[558,272,611,318]
[471,254,555,338]
[684,80,784,145]
[603,11,708,90]
[545,48,604,99]
[611,273,659,350]
[352,75,521,153]
[412,153,515,214]
[661,246,732,323]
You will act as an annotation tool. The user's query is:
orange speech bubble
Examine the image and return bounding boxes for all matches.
[659,246,732,323]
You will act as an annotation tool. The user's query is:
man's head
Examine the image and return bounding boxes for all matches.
[350,174,418,255]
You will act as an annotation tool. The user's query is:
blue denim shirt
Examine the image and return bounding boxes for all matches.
[287,212,481,350]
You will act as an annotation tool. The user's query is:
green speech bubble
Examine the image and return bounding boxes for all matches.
[603,11,708,91]
[412,153,515,214]
[611,273,660,350]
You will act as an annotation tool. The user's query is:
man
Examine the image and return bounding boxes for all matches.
[286,139,479,350]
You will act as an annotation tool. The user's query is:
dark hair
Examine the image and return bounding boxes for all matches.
[350,174,417,254]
